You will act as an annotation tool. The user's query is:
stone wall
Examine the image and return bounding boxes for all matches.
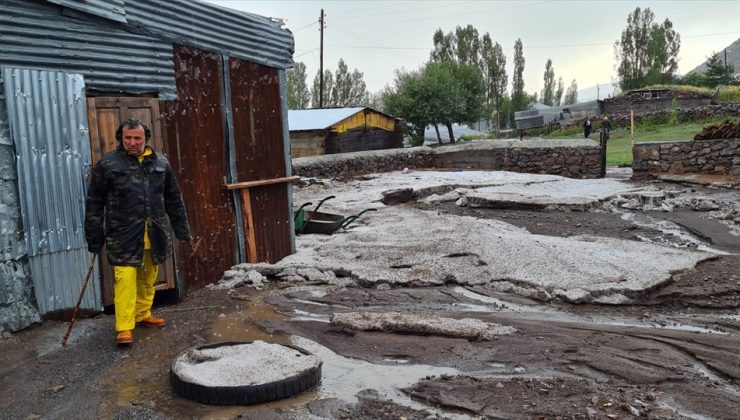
[632,138,740,179]
[606,103,740,128]
[293,139,602,179]
[602,89,713,115]
[0,82,40,332]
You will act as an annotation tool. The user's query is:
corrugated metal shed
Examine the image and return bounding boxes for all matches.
[4,68,92,256]
[288,107,366,131]
[46,0,127,23]
[125,0,294,70]
[3,67,99,314]
[1,0,176,99]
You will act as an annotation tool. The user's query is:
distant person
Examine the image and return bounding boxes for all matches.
[601,115,611,140]
[583,117,592,138]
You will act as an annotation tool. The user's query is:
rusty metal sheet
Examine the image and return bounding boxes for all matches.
[229,58,291,263]
[163,45,236,290]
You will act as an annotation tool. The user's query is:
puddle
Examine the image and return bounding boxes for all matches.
[453,286,530,311]
[620,212,730,254]
[291,335,464,417]
[292,309,331,323]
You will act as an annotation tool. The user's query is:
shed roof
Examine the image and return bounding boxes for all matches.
[288,107,367,131]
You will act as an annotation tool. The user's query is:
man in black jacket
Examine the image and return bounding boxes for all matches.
[85,119,192,345]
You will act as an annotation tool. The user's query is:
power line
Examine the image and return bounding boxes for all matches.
[331,0,480,21]
[322,30,740,51]
[291,20,318,34]
[331,1,548,27]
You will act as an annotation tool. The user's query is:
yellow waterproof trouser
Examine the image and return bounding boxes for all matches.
[113,250,159,332]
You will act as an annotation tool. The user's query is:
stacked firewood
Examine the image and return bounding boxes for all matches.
[693,120,740,140]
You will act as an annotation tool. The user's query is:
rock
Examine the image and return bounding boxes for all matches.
[455,196,469,207]
[585,407,598,419]
[381,188,414,205]
[375,283,391,291]
[513,366,526,373]
[496,382,504,388]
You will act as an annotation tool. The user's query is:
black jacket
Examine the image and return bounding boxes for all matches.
[84,147,191,266]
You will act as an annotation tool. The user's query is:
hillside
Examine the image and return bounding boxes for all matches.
[689,37,740,76]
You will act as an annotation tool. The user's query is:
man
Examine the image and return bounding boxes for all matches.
[85,119,192,346]
[601,115,612,140]
[583,117,592,138]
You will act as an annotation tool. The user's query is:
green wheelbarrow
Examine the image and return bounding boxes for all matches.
[294,195,335,233]
[300,208,377,235]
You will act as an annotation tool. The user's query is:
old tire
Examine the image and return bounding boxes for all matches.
[170,341,322,405]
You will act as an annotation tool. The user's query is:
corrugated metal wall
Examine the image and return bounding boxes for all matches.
[0,72,41,331]
[163,45,236,289]
[46,0,126,23]
[230,58,292,263]
[1,0,176,99]
[3,67,99,314]
[126,0,294,70]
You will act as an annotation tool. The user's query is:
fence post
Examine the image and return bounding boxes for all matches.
[599,131,607,178]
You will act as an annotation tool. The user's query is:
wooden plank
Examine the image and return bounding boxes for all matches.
[225,175,300,190]
[240,189,258,263]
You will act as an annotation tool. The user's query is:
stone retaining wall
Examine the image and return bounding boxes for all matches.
[292,139,602,179]
[632,138,740,179]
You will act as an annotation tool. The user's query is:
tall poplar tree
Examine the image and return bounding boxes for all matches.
[541,59,556,106]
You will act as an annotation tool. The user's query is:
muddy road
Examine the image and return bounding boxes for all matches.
[1,170,739,419]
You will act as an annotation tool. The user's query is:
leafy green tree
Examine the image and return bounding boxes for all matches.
[704,52,736,87]
[679,71,707,87]
[563,79,578,105]
[382,69,431,144]
[287,62,310,109]
[311,69,333,108]
[331,59,371,107]
[481,34,508,131]
[430,29,455,62]
[614,7,681,90]
[311,59,370,107]
[510,38,527,123]
[554,76,564,106]
[541,59,556,106]
[430,25,480,66]
[382,62,484,144]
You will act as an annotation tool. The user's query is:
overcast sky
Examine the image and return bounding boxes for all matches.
[205,0,740,102]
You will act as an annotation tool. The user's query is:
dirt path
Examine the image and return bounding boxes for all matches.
[1,171,738,419]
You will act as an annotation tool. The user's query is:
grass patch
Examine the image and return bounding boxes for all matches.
[547,117,733,166]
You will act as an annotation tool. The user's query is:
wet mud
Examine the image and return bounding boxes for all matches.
[1,174,739,419]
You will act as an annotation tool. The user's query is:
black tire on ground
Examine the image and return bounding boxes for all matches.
[170,341,322,405]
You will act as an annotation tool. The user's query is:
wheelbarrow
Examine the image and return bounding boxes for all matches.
[294,195,335,233]
[300,208,377,235]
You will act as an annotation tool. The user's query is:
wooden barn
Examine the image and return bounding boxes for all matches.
[288,107,403,158]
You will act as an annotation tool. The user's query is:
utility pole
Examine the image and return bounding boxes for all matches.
[724,48,728,68]
[596,83,600,101]
[319,9,325,108]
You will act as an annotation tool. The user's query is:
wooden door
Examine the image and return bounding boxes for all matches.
[86,96,176,306]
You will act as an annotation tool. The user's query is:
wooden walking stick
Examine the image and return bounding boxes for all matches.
[62,254,97,347]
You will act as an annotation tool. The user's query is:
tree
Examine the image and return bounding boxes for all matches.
[286,62,310,109]
[481,34,508,130]
[614,7,681,91]
[430,25,480,66]
[704,52,736,87]
[554,76,564,106]
[311,59,370,108]
[510,38,527,122]
[311,69,333,107]
[382,62,485,144]
[563,79,578,105]
[541,59,556,106]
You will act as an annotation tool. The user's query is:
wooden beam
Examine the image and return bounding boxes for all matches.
[225,175,300,190]
[240,189,258,263]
